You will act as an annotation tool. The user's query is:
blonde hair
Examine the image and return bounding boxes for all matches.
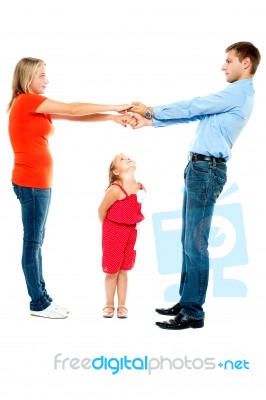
[7,57,45,112]
[108,154,123,187]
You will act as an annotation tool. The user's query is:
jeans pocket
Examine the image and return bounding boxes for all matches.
[191,161,211,175]
[212,171,227,201]
[12,183,20,200]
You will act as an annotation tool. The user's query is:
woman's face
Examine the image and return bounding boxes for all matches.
[28,64,49,94]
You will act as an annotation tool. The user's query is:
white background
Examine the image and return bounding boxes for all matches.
[0,0,265,398]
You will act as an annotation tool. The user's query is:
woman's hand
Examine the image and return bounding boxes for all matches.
[113,113,153,129]
[112,114,130,127]
[112,113,140,128]
[113,104,133,113]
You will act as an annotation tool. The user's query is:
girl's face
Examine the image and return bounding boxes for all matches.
[28,64,49,94]
[113,153,136,174]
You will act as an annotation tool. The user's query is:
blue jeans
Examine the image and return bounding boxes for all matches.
[179,160,227,319]
[12,183,53,311]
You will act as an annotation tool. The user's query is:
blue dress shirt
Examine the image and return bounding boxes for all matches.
[152,78,255,160]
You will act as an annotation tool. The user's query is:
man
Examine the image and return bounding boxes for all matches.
[128,42,261,330]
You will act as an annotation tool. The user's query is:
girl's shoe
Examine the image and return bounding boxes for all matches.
[102,305,115,318]
[117,306,128,319]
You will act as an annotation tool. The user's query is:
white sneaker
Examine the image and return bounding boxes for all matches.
[30,304,68,319]
[52,302,70,315]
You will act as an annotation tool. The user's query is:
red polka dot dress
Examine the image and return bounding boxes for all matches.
[102,183,144,274]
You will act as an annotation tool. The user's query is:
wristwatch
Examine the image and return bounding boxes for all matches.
[145,107,152,119]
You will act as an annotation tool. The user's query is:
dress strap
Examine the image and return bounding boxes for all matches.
[111,183,128,197]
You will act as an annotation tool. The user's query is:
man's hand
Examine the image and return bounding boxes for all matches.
[128,102,147,117]
[127,113,152,129]
[113,113,152,129]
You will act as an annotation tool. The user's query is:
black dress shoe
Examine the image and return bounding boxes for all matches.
[155,303,181,316]
[156,313,204,330]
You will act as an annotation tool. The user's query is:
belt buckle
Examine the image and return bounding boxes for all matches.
[188,153,193,162]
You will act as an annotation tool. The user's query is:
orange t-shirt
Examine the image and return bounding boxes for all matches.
[9,93,54,188]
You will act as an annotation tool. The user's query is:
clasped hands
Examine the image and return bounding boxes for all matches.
[116,102,153,129]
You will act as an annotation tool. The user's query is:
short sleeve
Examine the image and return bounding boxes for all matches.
[19,93,48,114]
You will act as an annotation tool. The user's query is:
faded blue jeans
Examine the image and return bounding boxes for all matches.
[12,183,53,311]
[179,159,227,319]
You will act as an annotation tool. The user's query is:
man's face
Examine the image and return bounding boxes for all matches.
[221,49,248,83]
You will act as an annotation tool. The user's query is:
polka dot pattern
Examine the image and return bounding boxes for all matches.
[106,184,144,225]
[102,183,144,274]
[102,220,137,274]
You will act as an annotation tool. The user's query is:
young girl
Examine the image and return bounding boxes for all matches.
[98,153,145,318]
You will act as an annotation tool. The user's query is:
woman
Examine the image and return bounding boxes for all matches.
[8,57,131,319]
